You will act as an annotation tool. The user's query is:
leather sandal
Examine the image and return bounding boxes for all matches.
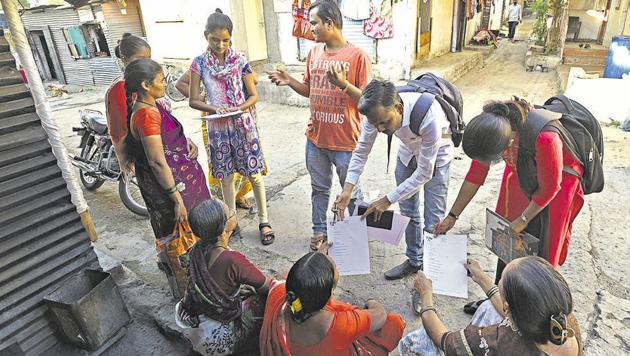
[310,234,327,252]
[259,223,275,246]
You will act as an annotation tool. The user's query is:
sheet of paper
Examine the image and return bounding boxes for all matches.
[352,202,410,246]
[328,216,370,276]
[423,233,468,298]
[198,110,243,120]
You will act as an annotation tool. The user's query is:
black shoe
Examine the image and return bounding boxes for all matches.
[412,290,422,316]
[384,260,422,280]
[230,223,242,242]
[463,299,487,315]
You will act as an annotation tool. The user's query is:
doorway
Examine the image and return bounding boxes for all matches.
[417,0,432,59]
[29,30,57,81]
[451,0,467,52]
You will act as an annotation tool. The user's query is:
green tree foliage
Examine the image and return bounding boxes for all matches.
[532,0,550,47]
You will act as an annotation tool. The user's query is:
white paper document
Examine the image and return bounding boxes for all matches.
[423,233,468,298]
[198,110,243,120]
[328,216,370,276]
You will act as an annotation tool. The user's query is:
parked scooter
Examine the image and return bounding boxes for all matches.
[70,109,148,216]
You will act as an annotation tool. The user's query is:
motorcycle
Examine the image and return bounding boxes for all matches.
[164,64,186,102]
[70,109,148,217]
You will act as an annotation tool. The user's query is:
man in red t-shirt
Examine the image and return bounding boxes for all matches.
[268,1,371,250]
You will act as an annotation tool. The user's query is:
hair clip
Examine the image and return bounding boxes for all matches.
[549,313,574,345]
[290,298,303,314]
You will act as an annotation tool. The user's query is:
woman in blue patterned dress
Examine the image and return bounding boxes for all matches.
[188,9,276,245]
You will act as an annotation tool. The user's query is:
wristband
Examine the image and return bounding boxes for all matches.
[341,81,349,92]
[448,211,459,220]
[165,182,185,194]
[420,305,437,317]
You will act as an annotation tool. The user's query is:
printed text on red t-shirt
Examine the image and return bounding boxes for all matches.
[309,59,351,125]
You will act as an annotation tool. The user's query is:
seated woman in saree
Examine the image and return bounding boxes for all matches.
[123,58,211,239]
[176,198,271,356]
[398,256,584,356]
[260,252,405,356]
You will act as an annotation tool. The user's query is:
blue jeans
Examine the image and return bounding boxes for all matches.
[395,156,450,267]
[306,140,362,235]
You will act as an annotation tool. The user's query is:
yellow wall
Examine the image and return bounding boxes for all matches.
[429,0,454,58]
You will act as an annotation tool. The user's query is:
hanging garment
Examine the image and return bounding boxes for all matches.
[292,0,315,40]
[341,0,371,20]
[363,0,394,39]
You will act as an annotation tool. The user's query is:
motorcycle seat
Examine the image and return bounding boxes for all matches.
[85,111,108,135]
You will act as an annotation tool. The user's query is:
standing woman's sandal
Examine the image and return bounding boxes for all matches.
[310,234,327,252]
[259,223,275,245]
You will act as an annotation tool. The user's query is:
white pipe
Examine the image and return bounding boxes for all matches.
[1,0,89,214]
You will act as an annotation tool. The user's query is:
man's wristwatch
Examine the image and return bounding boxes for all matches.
[448,211,459,220]
[519,214,529,223]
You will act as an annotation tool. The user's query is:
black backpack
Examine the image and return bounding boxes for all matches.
[518,95,604,196]
[386,73,465,170]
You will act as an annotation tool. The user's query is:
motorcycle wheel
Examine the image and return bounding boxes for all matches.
[79,143,105,191]
[119,175,149,217]
[165,75,186,102]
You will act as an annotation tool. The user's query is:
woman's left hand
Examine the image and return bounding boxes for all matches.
[186,138,198,160]
[413,271,434,300]
[509,217,528,236]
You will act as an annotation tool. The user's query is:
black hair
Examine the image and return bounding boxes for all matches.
[114,33,150,60]
[122,58,163,162]
[188,199,227,246]
[205,8,233,35]
[501,256,574,345]
[309,0,343,29]
[285,252,335,323]
[357,79,400,116]
[462,99,527,162]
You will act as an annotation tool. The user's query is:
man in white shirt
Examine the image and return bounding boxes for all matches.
[334,79,452,310]
[507,0,522,41]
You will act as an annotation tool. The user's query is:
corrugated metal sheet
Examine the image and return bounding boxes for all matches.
[101,0,145,51]
[299,18,376,62]
[21,7,94,86]
[0,30,99,355]
[89,56,122,85]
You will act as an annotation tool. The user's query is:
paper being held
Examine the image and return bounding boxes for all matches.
[423,233,468,298]
[198,110,243,120]
[328,216,370,276]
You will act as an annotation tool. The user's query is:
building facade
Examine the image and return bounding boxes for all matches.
[20,0,144,86]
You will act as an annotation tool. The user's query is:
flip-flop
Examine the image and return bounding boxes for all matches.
[463,299,487,315]
[236,198,253,210]
[310,234,327,252]
[230,223,242,242]
[259,223,275,246]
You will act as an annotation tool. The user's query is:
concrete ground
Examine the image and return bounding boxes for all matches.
[48,19,629,355]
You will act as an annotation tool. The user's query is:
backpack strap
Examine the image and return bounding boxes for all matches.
[520,109,562,152]
[409,92,436,135]
[386,93,435,172]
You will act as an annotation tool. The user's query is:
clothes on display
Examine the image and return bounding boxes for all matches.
[292,0,315,40]
[341,0,371,20]
[363,0,394,39]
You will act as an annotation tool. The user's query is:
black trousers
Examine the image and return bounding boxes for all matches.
[508,21,518,39]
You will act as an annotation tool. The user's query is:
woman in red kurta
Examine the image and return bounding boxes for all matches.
[105,33,151,165]
[435,100,584,282]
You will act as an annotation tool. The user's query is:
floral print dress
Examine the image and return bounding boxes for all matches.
[190,47,266,180]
